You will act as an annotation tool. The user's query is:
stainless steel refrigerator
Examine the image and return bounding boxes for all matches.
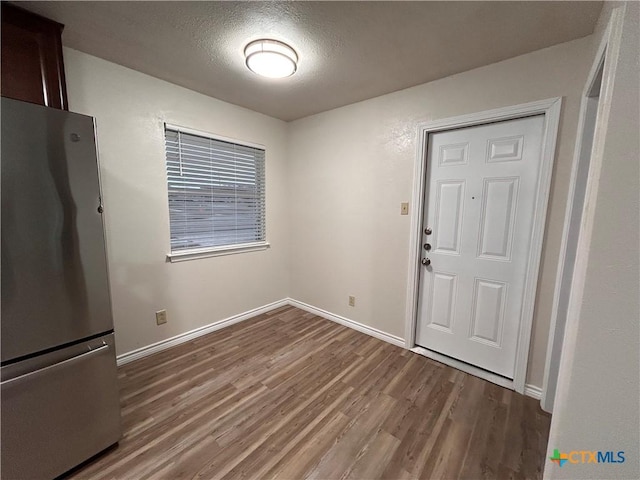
[1,97,121,478]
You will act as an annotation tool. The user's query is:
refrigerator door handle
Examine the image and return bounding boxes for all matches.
[2,343,110,387]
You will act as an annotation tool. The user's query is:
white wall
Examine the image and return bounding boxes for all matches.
[64,34,598,390]
[287,36,595,388]
[545,3,640,478]
[64,48,290,356]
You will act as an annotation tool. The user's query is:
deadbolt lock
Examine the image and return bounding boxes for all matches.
[421,257,431,267]
[424,227,432,235]
[423,243,431,251]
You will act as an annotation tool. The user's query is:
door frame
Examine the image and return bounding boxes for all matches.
[541,7,625,412]
[405,98,562,394]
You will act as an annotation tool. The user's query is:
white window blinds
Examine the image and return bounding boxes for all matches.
[164,125,266,252]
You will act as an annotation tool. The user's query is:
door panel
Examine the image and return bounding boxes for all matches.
[416,115,545,378]
[477,177,519,260]
[427,272,457,332]
[439,142,469,166]
[469,278,507,347]
[433,180,465,254]
[486,135,524,163]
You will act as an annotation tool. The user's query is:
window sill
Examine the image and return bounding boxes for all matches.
[166,242,270,263]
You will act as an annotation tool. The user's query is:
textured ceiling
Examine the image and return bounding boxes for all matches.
[18,1,602,121]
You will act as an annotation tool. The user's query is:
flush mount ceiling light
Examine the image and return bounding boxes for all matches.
[244,39,298,79]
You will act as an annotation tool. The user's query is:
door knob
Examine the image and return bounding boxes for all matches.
[421,257,431,266]
[423,243,431,251]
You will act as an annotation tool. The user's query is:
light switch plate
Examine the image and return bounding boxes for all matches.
[156,310,167,325]
[401,202,409,215]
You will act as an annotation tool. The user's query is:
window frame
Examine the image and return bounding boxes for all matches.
[163,123,269,262]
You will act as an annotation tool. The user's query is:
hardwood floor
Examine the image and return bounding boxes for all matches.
[66,306,551,480]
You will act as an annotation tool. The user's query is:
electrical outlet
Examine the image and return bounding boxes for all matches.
[156,310,167,325]
[348,296,356,307]
[401,202,409,215]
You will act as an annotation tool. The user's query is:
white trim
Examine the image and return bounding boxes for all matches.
[164,122,266,150]
[524,384,542,400]
[411,346,514,390]
[116,298,405,367]
[542,8,626,412]
[411,346,542,400]
[410,98,562,133]
[116,298,288,366]
[287,298,405,348]
[115,293,543,402]
[405,98,563,395]
[167,242,270,262]
[541,33,607,413]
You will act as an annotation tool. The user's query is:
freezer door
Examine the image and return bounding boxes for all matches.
[1,333,121,479]
[1,98,114,363]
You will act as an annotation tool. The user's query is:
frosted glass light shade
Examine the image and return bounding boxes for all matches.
[244,39,298,78]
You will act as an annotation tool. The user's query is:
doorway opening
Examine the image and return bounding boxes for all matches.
[405,99,562,395]
[541,54,606,412]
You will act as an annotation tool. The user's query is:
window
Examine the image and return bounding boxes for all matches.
[164,124,266,260]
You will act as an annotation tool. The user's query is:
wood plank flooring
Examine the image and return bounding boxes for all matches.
[66,306,551,480]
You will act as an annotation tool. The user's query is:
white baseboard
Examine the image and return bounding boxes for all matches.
[116,297,543,403]
[116,298,289,366]
[411,346,544,401]
[116,297,404,367]
[286,298,405,348]
[524,383,542,400]
[411,346,515,390]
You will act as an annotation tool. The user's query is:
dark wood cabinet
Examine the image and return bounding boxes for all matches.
[1,2,68,109]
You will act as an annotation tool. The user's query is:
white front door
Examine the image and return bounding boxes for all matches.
[416,115,545,379]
